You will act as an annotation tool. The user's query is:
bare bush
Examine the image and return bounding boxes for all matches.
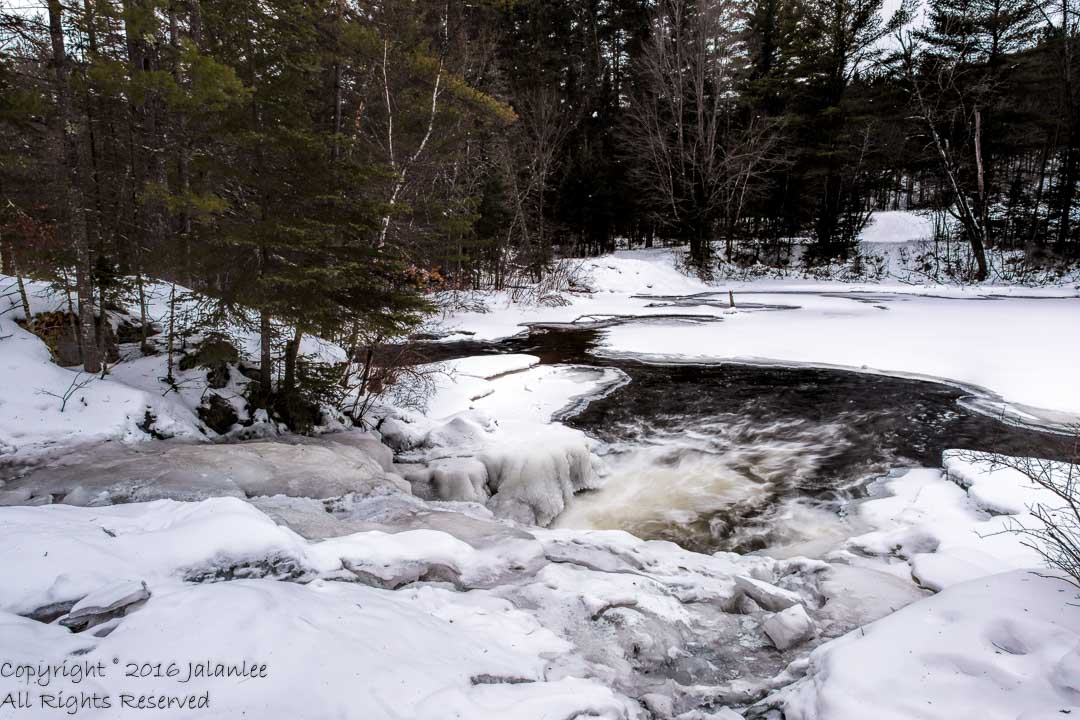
[957,431,1080,589]
[505,259,589,307]
[340,332,443,426]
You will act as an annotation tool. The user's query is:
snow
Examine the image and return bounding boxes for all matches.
[0,498,309,616]
[0,313,204,462]
[859,210,934,243]
[434,236,1080,424]
[0,496,895,718]
[778,571,1080,720]
[0,274,350,463]
[418,353,625,422]
[377,357,624,525]
[765,453,1080,718]
[598,293,1080,424]
[840,460,1058,592]
[0,578,635,720]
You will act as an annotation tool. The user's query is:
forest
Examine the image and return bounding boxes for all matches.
[1,0,1078,415]
[2,3,1080,718]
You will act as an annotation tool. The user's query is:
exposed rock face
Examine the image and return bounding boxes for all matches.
[31,311,120,366]
[180,334,240,390]
[198,393,239,434]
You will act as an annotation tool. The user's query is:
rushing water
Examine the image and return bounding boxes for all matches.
[415,324,1070,556]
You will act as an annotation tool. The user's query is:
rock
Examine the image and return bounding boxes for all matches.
[7,438,407,505]
[734,575,802,612]
[115,318,159,345]
[180,335,239,389]
[60,580,150,631]
[24,600,77,624]
[0,487,33,506]
[762,604,814,651]
[206,364,230,389]
[198,393,239,435]
[324,433,395,471]
[52,313,118,367]
[676,709,744,720]
[643,693,674,718]
[55,328,83,367]
[403,457,490,503]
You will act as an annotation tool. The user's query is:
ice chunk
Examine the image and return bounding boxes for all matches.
[763,604,814,650]
[735,575,802,612]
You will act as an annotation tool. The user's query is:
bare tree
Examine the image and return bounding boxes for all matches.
[627,0,779,271]
[897,31,991,280]
[501,86,572,279]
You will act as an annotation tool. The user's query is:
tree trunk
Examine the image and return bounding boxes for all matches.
[283,326,303,393]
[48,0,100,373]
[259,309,273,395]
[166,283,176,384]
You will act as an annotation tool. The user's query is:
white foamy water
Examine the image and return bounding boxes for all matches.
[555,416,870,555]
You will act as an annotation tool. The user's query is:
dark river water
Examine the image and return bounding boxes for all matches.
[417,326,1071,555]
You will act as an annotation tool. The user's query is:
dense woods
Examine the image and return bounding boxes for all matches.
[1,0,1079,412]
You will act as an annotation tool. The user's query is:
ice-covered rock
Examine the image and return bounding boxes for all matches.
[313,527,546,590]
[735,575,803,612]
[322,431,396,471]
[60,579,150,631]
[5,437,407,506]
[847,465,1051,591]
[482,421,596,525]
[404,456,490,502]
[762,604,814,650]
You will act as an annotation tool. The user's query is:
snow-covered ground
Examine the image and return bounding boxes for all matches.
[2,217,1080,718]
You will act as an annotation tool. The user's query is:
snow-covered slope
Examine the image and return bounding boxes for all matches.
[0,308,204,461]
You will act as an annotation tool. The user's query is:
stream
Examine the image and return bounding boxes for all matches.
[415,323,1071,556]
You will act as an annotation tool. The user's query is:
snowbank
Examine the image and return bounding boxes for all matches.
[0,315,204,461]
[859,210,934,243]
[840,456,1068,591]
[0,578,635,720]
[779,571,1080,720]
[0,498,308,615]
[0,273,351,463]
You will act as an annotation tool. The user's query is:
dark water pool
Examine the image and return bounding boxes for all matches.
[417,326,1072,554]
